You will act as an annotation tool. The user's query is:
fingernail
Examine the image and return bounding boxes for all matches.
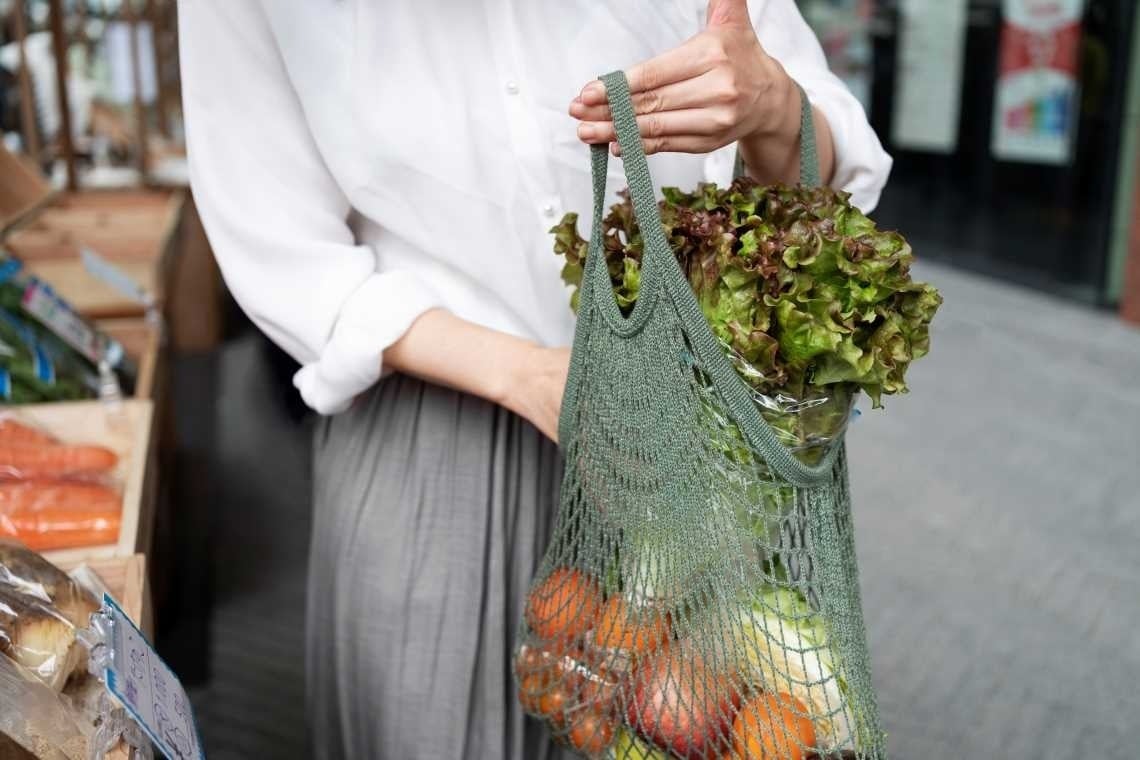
[610,143,621,157]
[581,82,604,102]
[568,100,585,117]
[578,124,597,140]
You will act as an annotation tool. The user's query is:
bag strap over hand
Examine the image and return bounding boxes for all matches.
[733,83,819,185]
[578,70,843,486]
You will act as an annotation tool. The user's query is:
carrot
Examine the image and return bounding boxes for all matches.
[0,418,58,447]
[0,480,121,550]
[0,444,118,478]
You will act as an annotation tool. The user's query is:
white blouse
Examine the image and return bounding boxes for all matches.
[179,0,891,414]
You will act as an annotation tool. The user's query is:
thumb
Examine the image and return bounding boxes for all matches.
[706,0,751,28]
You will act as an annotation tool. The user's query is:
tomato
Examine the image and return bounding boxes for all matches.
[518,671,548,715]
[568,708,617,755]
[526,568,602,643]
[731,692,816,760]
[592,595,671,654]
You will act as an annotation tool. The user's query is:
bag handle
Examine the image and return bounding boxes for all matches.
[585,71,821,331]
[580,70,843,486]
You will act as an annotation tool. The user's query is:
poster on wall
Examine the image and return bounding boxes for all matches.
[992,0,1085,165]
[891,0,970,153]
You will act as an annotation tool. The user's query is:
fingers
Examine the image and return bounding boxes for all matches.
[610,135,716,157]
[576,108,732,145]
[706,0,752,28]
[576,36,716,107]
[570,70,725,122]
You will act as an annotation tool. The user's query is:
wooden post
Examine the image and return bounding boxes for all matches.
[46,0,78,191]
[147,0,170,139]
[11,0,42,162]
[121,0,150,180]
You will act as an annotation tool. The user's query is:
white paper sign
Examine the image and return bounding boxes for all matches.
[103,594,205,760]
[891,0,970,153]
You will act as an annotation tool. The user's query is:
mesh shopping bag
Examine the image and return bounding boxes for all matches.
[515,71,885,760]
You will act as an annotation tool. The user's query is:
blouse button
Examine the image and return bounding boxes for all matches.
[505,80,520,95]
[542,204,556,217]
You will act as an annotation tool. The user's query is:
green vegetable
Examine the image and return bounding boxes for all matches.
[718,585,857,752]
[552,180,941,452]
[610,727,668,759]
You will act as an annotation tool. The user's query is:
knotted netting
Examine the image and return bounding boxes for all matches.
[514,71,885,760]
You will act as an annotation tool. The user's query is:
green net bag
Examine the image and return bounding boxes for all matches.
[515,71,885,760]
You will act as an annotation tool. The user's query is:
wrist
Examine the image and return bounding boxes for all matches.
[490,338,545,413]
[738,68,802,181]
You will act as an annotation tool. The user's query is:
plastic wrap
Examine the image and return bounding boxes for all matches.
[0,655,90,760]
[0,541,98,692]
[0,414,122,552]
[0,543,149,759]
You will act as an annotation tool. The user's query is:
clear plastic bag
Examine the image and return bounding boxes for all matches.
[0,415,122,552]
[0,654,90,760]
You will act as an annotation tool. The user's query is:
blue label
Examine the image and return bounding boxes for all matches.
[0,258,22,286]
[0,369,10,400]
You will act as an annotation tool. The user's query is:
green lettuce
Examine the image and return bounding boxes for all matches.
[552,180,941,450]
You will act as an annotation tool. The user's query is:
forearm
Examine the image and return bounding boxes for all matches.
[737,72,836,186]
[382,309,568,440]
[382,309,524,406]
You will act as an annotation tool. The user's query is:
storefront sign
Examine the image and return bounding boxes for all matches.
[891,0,970,153]
[992,0,1085,164]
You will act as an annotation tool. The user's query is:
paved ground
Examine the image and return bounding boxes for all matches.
[171,261,1140,759]
[848,262,1140,759]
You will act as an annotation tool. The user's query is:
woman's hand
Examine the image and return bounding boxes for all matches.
[568,0,834,185]
[500,345,571,443]
[383,310,570,443]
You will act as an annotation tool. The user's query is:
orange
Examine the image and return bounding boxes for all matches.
[526,568,602,643]
[592,595,670,654]
[731,692,816,760]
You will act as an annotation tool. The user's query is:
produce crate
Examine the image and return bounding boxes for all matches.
[0,145,52,235]
[8,400,155,566]
[97,318,162,401]
[2,190,185,320]
[60,553,150,636]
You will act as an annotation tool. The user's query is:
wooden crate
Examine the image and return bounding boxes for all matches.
[3,190,185,320]
[97,318,162,401]
[0,146,52,235]
[6,400,155,566]
[60,553,150,635]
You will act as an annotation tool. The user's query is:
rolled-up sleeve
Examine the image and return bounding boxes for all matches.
[179,1,442,414]
[746,0,892,211]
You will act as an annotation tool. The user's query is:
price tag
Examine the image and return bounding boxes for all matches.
[81,246,157,311]
[100,594,205,760]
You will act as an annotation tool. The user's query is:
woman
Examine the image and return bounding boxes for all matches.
[178,1,890,757]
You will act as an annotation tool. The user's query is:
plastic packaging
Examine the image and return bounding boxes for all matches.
[0,542,150,759]
[0,253,137,400]
[0,654,90,760]
[0,414,122,552]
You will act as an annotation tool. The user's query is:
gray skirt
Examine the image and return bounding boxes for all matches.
[306,375,577,760]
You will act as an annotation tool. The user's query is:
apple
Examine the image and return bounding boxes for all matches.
[625,642,741,759]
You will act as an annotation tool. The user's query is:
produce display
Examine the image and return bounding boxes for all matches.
[0,254,137,403]
[0,416,122,552]
[552,179,941,459]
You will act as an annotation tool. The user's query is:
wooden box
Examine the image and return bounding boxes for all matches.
[98,318,162,401]
[3,190,185,320]
[6,400,155,566]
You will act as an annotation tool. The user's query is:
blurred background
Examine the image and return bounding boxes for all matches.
[0,0,1137,758]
